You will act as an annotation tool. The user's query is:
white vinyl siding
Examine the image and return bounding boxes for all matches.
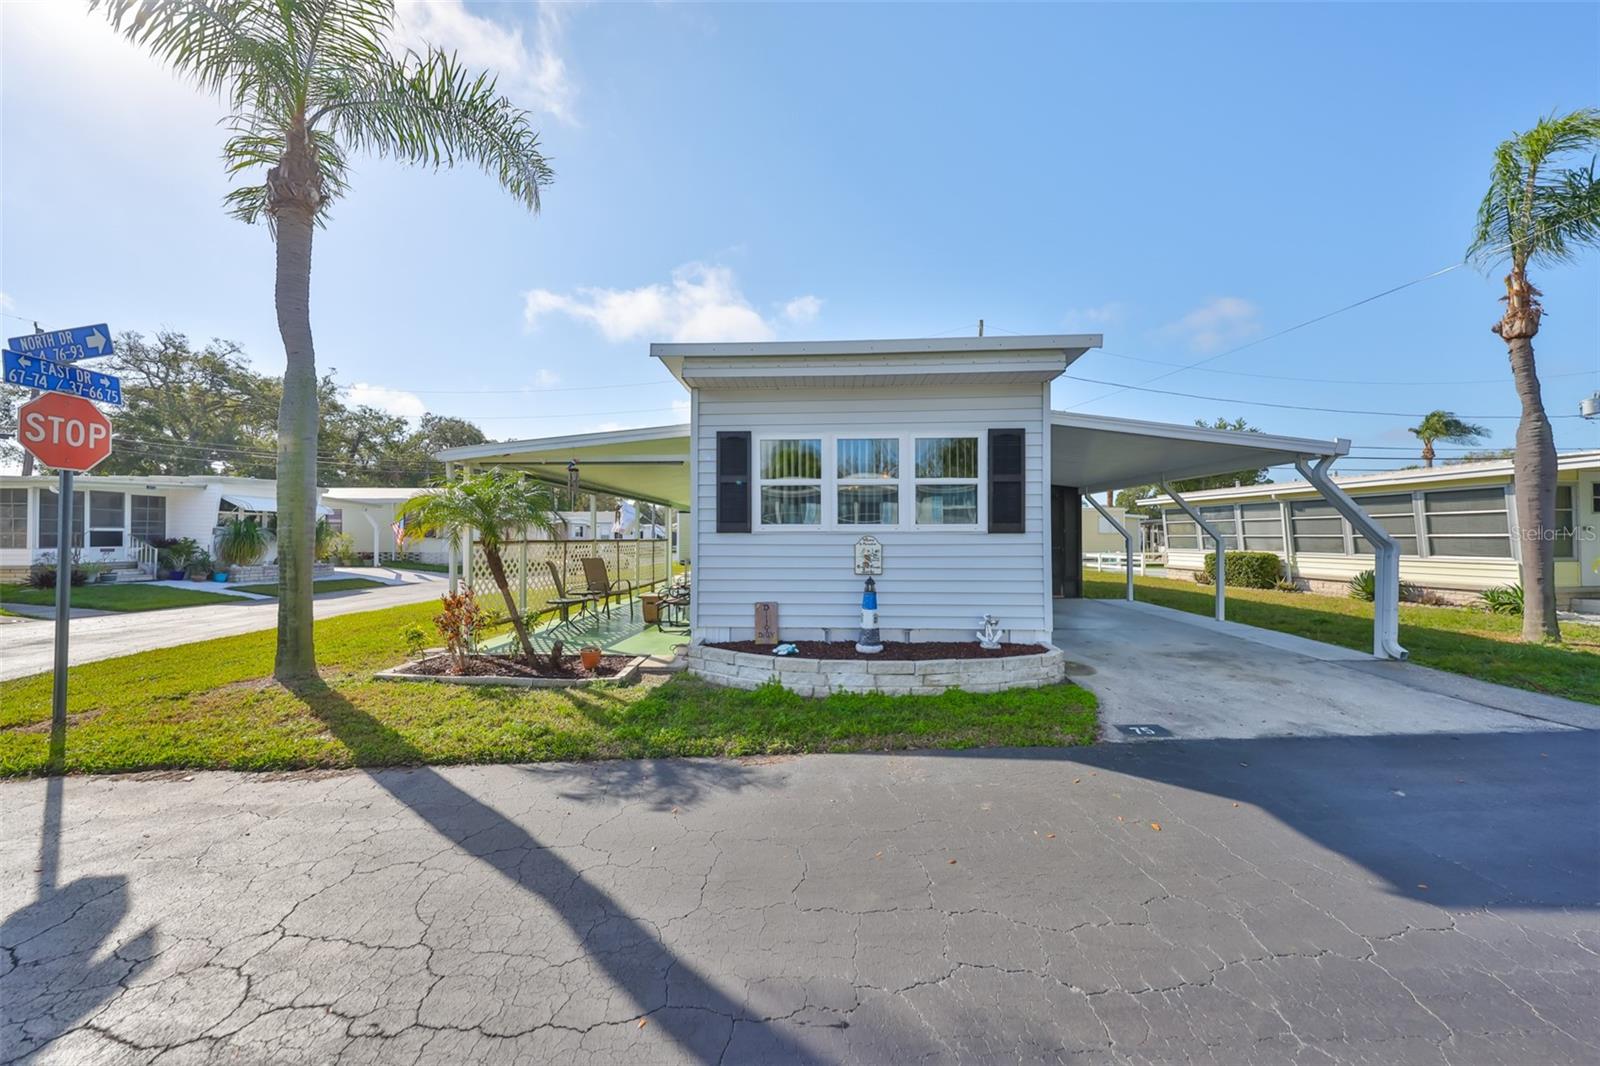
[695,384,1046,641]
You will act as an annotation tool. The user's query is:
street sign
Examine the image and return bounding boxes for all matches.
[4,349,124,405]
[16,393,114,473]
[7,324,114,363]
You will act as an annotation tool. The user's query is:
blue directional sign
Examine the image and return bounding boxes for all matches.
[3,350,124,405]
[6,324,114,363]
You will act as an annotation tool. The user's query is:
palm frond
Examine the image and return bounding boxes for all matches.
[311,47,553,212]
[1468,108,1600,269]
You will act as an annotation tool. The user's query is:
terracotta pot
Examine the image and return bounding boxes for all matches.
[580,646,602,671]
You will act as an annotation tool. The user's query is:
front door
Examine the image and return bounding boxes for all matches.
[1051,485,1081,597]
[1580,472,1600,587]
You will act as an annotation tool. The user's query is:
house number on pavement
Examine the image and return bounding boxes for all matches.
[853,536,883,576]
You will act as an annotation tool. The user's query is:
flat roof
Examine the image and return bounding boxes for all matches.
[649,335,1101,359]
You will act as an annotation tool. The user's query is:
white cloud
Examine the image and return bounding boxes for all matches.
[1160,297,1262,353]
[345,383,427,420]
[782,294,823,325]
[533,368,560,387]
[393,1,577,123]
[1063,302,1125,329]
[525,263,806,344]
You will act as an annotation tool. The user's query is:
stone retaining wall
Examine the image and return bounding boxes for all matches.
[684,644,1066,697]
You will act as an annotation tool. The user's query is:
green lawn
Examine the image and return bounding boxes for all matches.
[0,601,1098,777]
[1086,571,1600,704]
[0,582,245,613]
[230,577,388,596]
[382,559,448,573]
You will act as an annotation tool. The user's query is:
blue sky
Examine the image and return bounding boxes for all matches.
[3,1,1597,476]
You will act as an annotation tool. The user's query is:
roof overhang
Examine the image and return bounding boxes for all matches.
[652,335,1101,389]
[435,424,692,510]
[1050,412,1348,495]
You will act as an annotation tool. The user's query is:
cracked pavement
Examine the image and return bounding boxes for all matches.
[3,731,1597,1064]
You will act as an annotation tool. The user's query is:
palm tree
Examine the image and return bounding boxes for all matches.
[1408,410,1489,468]
[397,470,557,663]
[1468,108,1600,642]
[94,1,554,681]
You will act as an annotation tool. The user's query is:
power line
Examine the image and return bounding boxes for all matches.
[1091,349,1599,387]
[1057,372,1583,420]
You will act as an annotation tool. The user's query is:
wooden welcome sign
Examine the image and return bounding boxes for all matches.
[754,602,779,644]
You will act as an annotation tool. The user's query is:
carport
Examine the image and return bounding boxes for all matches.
[1048,412,1408,660]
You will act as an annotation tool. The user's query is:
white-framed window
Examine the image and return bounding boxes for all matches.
[1423,486,1511,558]
[87,491,125,548]
[836,437,899,526]
[913,436,979,526]
[1351,493,1419,556]
[0,488,26,550]
[757,437,823,527]
[1553,485,1575,560]
[131,495,166,541]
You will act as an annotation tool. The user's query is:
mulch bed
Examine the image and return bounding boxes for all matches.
[405,653,633,679]
[708,640,1050,661]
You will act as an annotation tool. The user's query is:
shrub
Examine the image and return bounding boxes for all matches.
[1273,579,1301,593]
[1193,569,1214,586]
[399,622,429,659]
[25,554,87,589]
[1203,551,1282,589]
[319,530,358,565]
[216,518,271,567]
[1349,569,1376,601]
[1478,584,1524,615]
[433,588,486,673]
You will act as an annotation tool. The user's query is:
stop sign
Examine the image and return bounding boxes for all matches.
[17,393,114,472]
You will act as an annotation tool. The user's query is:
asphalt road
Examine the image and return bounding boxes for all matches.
[4,732,1595,1064]
[0,570,446,681]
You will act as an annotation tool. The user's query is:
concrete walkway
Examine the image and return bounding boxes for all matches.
[0,568,447,681]
[3,738,1596,1064]
[1056,598,1599,740]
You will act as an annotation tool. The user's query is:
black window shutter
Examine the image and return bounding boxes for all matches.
[988,428,1025,533]
[715,431,752,533]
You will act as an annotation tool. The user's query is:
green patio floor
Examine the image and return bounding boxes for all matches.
[481,599,687,658]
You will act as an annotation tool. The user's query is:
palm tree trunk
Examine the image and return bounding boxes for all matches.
[1498,271,1560,642]
[483,548,538,662]
[1421,440,1434,468]
[269,131,323,681]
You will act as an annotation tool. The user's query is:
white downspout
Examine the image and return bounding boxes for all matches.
[1296,455,1408,660]
[366,510,384,567]
[1086,494,1134,602]
[1162,482,1226,622]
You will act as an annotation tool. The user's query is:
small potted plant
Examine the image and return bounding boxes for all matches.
[216,517,272,574]
[184,551,214,582]
[579,644,603,671]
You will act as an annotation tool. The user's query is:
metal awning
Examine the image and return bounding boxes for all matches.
[1050,412,1348,493]
[435,424,692,510]
[220,492,332,517]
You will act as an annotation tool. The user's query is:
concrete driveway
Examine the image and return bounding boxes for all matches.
[0,569,447,681]
[3,736,1597,1064]
[1057,599,1599,740]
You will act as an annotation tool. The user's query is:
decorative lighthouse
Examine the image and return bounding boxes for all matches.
[855,577,883,654]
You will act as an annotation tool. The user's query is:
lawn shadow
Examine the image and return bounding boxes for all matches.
[0,777,157,1060]
[290,677,838,1063]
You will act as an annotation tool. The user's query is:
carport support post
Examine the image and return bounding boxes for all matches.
[445,461,457,594]
[1086,494,1135,601]
[1296,456,1409,660]
[1162,483,1226,622]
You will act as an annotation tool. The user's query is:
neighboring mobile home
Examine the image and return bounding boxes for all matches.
[1147,451,1600,608]
[435,336,1411,658]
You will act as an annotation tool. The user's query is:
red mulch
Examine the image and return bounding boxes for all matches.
[707,640,1049,661]
[406,653,633,679]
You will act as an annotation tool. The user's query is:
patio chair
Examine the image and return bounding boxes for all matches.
[542,561,599,623]
[580,556,636,618]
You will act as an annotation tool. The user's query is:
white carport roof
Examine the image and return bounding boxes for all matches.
[434,414,1348,511]
[435,424,692,510]
[1050,412,1348,494]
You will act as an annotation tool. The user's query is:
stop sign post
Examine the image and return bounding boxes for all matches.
[15,393,116,769]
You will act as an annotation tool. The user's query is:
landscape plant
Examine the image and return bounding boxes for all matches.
[1202,550,1282,589]
[399,470,559,663]
[1467,108,1600,642]
[1408,410,1489,468]
[433,588,486,674]
[216,518,272,568]
[95,0,555,682]
[1478,584,1525,615]
[1349,569,1377,602]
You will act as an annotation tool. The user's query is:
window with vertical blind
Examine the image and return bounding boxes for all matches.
[836,437,899,525]
[1351,493,1419,556]
[0,489,26,549]
[916,436,979,526]
[758,438,823,526]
